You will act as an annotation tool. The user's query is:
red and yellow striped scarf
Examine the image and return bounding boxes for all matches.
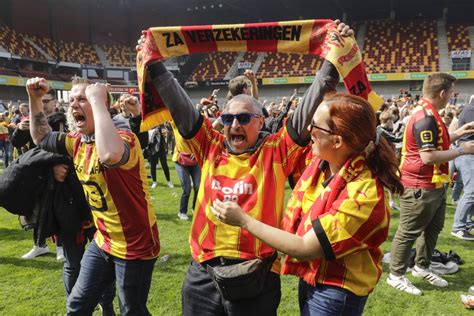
[280,154,381,285]
[137,20,383,131]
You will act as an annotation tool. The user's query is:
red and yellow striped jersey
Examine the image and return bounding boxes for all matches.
[399,99,450,188]
[177,118,306,264]
[64,130,160,260]
[282,157,390,296]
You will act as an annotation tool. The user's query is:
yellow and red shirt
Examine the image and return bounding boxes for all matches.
[177,117,306,265]
[399,99,450,189]
[60,130,160,260]
[281,156,390,296]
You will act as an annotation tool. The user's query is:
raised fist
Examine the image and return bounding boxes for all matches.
[26,77,49,100]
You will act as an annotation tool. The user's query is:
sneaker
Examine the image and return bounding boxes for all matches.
[412,265,448,287]
[178,213,189,220]
[21,245,49,259]
[451,230,474,241]
[56,246,65,261]
[430,261,458,275]
[386,274,422,295]
[167,181,174,188]
[151,182,157,189]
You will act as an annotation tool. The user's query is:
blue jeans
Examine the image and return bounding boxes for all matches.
[0,140,10,168]
[450,159,463,202]
[67,240,156,315]
[62,227,115,308]
[453,154,474,231]
[298,281,368,316]
[175,163,201,215]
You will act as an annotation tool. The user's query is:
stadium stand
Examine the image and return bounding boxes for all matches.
[0,25,44,60]
[446,23,471,51]
[257,53,323,78]
[99,44,135,67]
[363,19,439,73]
[29,35,101,65]
[190,52,238,81]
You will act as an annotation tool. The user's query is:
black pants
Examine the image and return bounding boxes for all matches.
[148,149,170,182]
[182,260,281,316]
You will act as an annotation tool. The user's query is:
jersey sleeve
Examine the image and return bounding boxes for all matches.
[112,129,140,171]
[173,116,224,166]
[412,116,439,151]
[267,119,307,177]
[311,177,387,260]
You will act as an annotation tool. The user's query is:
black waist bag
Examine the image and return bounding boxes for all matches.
[206,252,278,301]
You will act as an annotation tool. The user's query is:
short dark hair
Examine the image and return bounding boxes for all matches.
[46,87,56,98]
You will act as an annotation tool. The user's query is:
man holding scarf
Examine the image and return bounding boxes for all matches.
[387,73,474,295]
[138,20,353,316]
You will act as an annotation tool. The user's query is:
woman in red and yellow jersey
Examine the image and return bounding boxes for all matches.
[213,94,403,315]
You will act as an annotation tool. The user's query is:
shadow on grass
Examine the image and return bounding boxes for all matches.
[0,227,32,241]
[0,255,61,270]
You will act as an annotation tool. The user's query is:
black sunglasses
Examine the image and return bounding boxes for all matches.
[310,122,333,134]
[221,113,261,126]
[42,99,54,103]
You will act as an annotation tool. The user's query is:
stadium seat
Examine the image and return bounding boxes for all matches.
[190,52,238,81]
[446,23,471,51]
[363,19,439,73]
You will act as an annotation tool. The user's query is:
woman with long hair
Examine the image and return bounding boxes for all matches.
[212,93,403,315]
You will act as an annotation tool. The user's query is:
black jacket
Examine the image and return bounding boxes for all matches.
[0,147,91,242]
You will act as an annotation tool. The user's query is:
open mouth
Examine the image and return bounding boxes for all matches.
[230,133,246,145]
[72,112,86,127]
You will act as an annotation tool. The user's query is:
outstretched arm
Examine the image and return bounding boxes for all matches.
[288,20,353,145]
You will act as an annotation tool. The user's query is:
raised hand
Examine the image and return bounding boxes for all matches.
[334,19,354,37]
[120,94,141,117]
[85,82,108,106]
[244,69,256,82]
[26,77,49,100]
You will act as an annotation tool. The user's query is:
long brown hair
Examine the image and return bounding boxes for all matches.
[325,93,404,194]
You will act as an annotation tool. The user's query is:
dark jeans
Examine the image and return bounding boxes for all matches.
[298,281,368,316]
[67,240,156,315]
[0,140,10,168]
[181,259,281,316]
[149,149,170,182]
[175,163,201,215]
[62,227,115,307]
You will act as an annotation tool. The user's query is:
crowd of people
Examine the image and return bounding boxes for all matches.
[0,19,473,315]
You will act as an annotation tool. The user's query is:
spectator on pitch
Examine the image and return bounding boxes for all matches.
[387,73,474,295]
[451,95,474,240]
[0,112,11,168]
[13,88,67,260]
[26,77,160,315]
[147,124,174,189]
[169,121,201,221]
[212,93,402,316]
[139,20,352,315]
